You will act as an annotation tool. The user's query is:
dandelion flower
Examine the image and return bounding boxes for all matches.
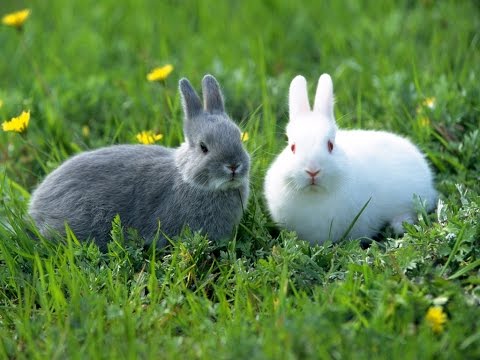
[241,131,249,142]
[82,125,90,137]
[425,306,447,334]
[147,65,174,82]
[418,116,430,128]
[422,97,436,110]
[2,110,30,133]
[2,9,30,28]
[136,130,163,145]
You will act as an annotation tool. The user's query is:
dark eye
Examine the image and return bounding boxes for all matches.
[291,143,296,154]
[327,140,334,153]
[200,142,208,154]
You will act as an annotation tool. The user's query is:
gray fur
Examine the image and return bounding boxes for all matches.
[202,75,225,113]
[179,78,203,119]
[29,75,250,251]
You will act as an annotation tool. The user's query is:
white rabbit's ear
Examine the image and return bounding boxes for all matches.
[313,73,334,117]
[289,75,311,117]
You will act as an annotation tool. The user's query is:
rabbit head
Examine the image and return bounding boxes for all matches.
[284,74,345,192]
[176,74,250,191]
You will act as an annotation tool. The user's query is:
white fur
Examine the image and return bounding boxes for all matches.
[264,74,437,244]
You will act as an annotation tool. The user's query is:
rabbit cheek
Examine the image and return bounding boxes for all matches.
[212,178,227,190]
[188,167,211,189]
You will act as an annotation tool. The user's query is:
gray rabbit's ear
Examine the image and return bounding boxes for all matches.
[179,78,203,119]
[202,74,225,114]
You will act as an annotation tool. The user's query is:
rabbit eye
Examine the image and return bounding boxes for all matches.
[291,143,296,154]
[327,140,334,153]
[200,142,209,154]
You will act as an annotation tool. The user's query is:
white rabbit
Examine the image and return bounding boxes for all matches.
[264,74,437,244]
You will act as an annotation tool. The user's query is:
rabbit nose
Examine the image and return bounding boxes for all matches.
[226,163,240,173]
[305,169,320,178]
[306,169,320,177]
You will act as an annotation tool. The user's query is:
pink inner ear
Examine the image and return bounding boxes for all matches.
[328,140,334,153]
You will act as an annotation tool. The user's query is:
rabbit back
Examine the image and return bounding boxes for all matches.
[338,129,437,212]
[29,145,175,249]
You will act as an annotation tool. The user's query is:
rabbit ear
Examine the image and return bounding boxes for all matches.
[313,73,334,117]
[202,74,225,113]
[289,75,311,117]
[179,78,203,119]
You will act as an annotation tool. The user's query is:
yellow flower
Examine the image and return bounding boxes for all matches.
[2,110,30,133]
[418,116,430,128]
[82,125,90,137]
[136,130,163,144]
[241,131,249,142]
[147,65,174,82]
[2,9,30,28]
[422,97,436,110]
[425,306,447,334]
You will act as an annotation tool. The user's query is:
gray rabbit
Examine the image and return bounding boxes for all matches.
[29,75,250,250]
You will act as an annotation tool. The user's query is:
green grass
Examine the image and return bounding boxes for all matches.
[1,0,480,358]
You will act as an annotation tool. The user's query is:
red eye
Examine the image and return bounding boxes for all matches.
[291,143,296,154]
[327,140,334,153]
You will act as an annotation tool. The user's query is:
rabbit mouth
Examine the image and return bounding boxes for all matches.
[300,179,325,192]
[226,178,244,187]
[216,176,245,190]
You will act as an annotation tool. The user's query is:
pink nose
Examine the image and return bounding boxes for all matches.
[306,169,320,178]
[228,164,238,172]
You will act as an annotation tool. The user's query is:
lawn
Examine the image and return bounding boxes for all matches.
[1,0,480,358]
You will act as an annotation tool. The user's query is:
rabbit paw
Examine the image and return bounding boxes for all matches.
[390,213,415,235]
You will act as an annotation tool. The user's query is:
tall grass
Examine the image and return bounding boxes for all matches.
[1,0,480,358]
